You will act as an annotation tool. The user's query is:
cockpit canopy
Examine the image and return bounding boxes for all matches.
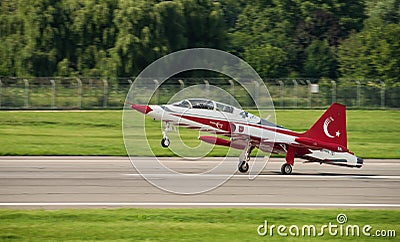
[171,98,282,128]
[190,99,214,110]
[172,98,234,113]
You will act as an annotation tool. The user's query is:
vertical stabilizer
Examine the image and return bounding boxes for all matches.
[303,103,347,148]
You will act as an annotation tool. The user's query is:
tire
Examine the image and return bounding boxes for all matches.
[238,161,249,173]
[281,163,292,175]
[161,138,170,148]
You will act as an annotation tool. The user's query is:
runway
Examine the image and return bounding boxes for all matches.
[0,156,399,209]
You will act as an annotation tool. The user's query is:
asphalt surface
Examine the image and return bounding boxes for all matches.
[0,156,399,209]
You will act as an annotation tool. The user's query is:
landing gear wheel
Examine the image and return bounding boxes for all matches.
[161,138,170,148]
[238,142,254,173]
[238,161,249,173]
[281,163,292,175]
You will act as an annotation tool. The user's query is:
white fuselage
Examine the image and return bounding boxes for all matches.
[143,99,362,168]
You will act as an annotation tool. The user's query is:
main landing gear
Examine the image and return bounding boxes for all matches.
[280,163,293,175]
[161,122,171,148]
[280,145,295,175]
[238,142,255,173]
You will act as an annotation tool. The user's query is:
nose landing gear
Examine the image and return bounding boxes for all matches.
[238,142,255,173]
[161,122,171,148]
[161,137,170,148]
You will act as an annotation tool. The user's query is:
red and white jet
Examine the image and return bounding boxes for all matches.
[131,99,363,174]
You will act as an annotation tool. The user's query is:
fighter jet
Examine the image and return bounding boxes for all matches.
[131,99,363,174]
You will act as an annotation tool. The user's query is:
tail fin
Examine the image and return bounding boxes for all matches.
[303,103,347,148]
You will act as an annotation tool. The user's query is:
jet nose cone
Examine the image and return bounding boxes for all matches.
[131,104,153,114]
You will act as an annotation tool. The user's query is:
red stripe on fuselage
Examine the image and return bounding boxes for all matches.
[173,114,301,138]
[171,114,298,154]
[233,122,302,137]
[172,114,232,132]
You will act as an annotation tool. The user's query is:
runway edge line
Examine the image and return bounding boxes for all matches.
[1,202,400,208]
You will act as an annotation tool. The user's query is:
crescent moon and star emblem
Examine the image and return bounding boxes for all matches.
[323,117,340,138]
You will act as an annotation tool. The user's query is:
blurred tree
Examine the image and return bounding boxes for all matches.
[229,0,366,78]
[13,0,63,76]
[182,0,226,49]
[337,31,368,81]
[57,58,75,77]
[2,0,398,84]
[304,39,337,78]
[0,1,22,76]
[112,0,142,77]
[218,0,246,30]
[338,0,400,83]
[338,20,400,84]
[295,0,366,37]
[244,44,288,79]
[112,0,226,77]
[295,10,341,47]
[154,1,187,54]
[68,0,117,77]
[228,0,298,77]
[366,0,400,24]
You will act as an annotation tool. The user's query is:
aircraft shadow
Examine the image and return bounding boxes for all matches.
[262,171,378,177]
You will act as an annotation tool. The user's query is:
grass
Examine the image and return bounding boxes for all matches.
[0,111,125,156]
[0,109,399,158]
[0,208,399,241]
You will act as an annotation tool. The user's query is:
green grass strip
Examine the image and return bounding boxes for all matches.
[0,208,399,241]
[0,110,399,158]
